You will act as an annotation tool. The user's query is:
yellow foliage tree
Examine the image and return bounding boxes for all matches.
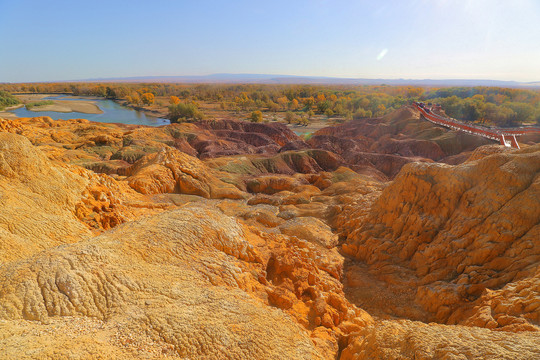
[289,98,299,110]
[375,104,386,116]
[303,97,315,108]
[316,94,326,103]
[141,93,155,106]
[129,94,141,105]
[250,110,263,123]
[277,96,289,110]
[170,96,180,105]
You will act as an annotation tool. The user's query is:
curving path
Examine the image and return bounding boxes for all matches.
[413,102,540,149]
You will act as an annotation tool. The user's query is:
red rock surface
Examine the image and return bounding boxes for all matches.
[310,107,495,178]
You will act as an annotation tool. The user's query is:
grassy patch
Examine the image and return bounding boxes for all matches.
[0,91,20,110]
[217,161,259,175]
[26,100,54,110]
[301,132,313,141]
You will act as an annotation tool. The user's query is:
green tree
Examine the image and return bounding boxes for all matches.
[303,97,315,109]
[299,115,310,126]
[324,108,334,118]
[353,108,372,119]
[168,102,204,123]
[0,91,20,110]
[506,102,535,124]
[285,111,296,124]
[250,110,263,123]
[267,101,279,113]
[317,100,330,113]
[105,87,117,99]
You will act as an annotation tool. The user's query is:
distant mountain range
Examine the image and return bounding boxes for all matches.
[23,74,540,87]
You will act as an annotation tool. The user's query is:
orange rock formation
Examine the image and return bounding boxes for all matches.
[0,113,538,359]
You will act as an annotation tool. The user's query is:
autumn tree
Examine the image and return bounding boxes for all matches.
[298,115,310,126]
[105,87,117,99]
[250,110,263,123]
[303,97,315,109]
[276,96,289,110]
[333,103,345,115]
[285,111,296,124]
[374,104,386,117]
[236,92,255,110]
[359,98,370,109]
[325,108,334,118]
[267,101,280,113]
[129,94,141,105]
[170,96,180,105]
[353,108,372,119]
[317,100,330,113]
[141,93,155,106]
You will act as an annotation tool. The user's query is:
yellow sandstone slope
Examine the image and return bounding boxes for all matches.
[343,144,540,331]
[0,121,539,359]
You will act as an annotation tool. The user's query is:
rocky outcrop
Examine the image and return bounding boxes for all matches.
[197,119,298,146]
[341,320,540,360]
[0,132,92,261]
[0,206,330,359]
[0,118,23,133]
[207,150,344,182]
[309,107,495,178]
[342,144,540,331]
[0,131,377,358]
[123,146,246,199]
[0,131,169,246]
[2,114,539,359]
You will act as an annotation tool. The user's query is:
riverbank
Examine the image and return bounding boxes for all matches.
[27,100,103,114]
[0,104,24,119]
[113,99,169,119]
[14,94,53,102]
[11,94,103,114]
[4,94,167,126]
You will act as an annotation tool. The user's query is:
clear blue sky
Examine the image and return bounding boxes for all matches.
[1,0,539,82]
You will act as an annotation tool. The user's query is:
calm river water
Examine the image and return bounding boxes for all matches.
[9,95,170,126]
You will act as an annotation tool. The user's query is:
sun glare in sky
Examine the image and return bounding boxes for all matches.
[377,49,389,61]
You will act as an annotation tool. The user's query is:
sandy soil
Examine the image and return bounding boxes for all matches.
[14,94,54,102]
[4,104,24,110]
[59,96,102,100]
[0,104,24,119]
[287,121,331,135]
[0,112,18,119]
[28,100,103,114]
[11,94,103,114]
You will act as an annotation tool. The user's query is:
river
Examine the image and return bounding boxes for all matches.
[8,95,170,126]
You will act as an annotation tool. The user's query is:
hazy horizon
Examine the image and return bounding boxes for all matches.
[3,73,540,85]
[1,0,539,83]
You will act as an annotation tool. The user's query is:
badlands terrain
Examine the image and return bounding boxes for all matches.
[0,106,539,359]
